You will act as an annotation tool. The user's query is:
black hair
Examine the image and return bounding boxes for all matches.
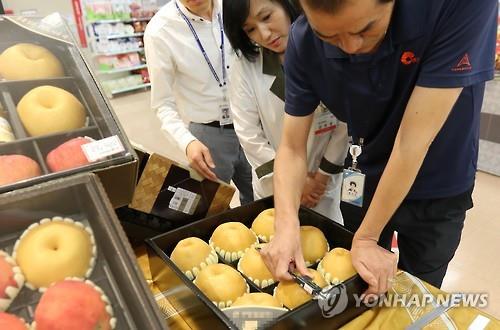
[223,0,299,62]
[349,181,357,187]
[301,0,393,15]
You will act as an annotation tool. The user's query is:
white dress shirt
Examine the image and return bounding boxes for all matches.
[144,0,234,152]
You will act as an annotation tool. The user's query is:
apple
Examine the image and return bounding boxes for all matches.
[0,312,28,330]
[46,137,93,173]
[35,279,112,330]
[0,155,41,186]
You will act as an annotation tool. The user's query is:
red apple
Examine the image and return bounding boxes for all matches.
[0,312,28,330]
[0,251,23,312]
[0,155,41,185]
[46,137,93,172]
[34,279,112,330]
[0,254,16,300]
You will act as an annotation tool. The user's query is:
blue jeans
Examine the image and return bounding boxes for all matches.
[189,123,254,205]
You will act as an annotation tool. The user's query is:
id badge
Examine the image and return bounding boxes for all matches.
[219,102,232,126]
[314,104,337,135]
[341,169,365,207]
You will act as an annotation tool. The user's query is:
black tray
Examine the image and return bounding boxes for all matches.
[0,173,167,329]
[146,196,369,329]
[0,17,135,193]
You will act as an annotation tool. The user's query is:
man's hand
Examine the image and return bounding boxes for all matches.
[186,140,217,181]
[301,172,329,208]
[260,218,311,281]
[351,234,398,301]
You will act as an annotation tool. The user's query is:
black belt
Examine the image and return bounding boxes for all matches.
[202,121,234,129]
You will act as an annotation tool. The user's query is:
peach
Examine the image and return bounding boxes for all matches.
[34,279,113,330]
[46,137,93,172]
[0,254,16,299]
[0,313,28,330]
[0,155,41,186]
[0,251,24,312]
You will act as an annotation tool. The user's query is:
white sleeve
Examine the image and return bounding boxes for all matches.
[318,120,349,175]
[144,28,196,153]
[229,59,276,175]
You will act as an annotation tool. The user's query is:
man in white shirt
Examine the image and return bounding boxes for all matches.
[144,0,253,204]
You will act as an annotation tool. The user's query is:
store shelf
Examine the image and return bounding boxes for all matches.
[87,17,153,24]
[99,64,148,74]
[111,82,151,95]
[93,32,144,40]
[83,0,157,98]
[94,48,144,56]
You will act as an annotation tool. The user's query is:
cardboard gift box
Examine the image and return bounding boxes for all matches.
[0,15,138,208]
[0,173,166,329]
[125,150,235,238]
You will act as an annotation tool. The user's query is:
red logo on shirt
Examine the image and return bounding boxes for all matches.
[452,53,472,72]
[401,51,418,65]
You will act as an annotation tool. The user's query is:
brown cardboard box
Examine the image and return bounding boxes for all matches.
[95,159,138,208]
[129,151,235,227]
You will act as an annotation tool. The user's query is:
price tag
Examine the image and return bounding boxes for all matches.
[81,135,125,162]
[169,187,201,215]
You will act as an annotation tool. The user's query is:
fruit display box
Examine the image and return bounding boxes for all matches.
[0,173,166,329]
[119,149,235,245]
[146,196,369,329]
[0,15,137,207]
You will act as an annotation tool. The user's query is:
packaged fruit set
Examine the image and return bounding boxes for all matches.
[0,15,136,197]
[0,173,165,329]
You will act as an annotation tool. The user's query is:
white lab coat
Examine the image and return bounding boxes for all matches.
[229,50,348,224]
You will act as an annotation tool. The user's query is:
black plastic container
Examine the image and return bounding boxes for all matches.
[146,197,369,329]
[0,173,167,329]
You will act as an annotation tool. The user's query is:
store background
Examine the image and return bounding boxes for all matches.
[1,0,499,320]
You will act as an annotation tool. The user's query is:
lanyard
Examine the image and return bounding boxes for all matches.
[175,1,226,88]
[340,70,365,170]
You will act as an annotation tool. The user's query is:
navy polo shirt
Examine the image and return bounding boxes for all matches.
[284,0,498,199]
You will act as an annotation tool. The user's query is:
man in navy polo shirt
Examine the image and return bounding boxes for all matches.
[260,0,498,297]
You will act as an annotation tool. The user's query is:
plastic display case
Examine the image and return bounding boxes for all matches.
[0,173,166,329]
[146,197,369,329]
[0,14,137,207]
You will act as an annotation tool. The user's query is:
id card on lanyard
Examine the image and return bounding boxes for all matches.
[338,69,366,207]
[176,1,232,125]
[341,139,366,207]
[314,103,337,135]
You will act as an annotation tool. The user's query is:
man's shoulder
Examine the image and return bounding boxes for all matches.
[144,2,177,37]
[289,15,315,46]
[288,15,321,62]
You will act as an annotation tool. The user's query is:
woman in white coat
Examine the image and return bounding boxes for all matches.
[224,0,348,223]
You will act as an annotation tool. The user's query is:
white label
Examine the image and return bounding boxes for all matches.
[168,187,200,215]
[303,284,314,295]
[468,315,490,330]
[81,135,125,162]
